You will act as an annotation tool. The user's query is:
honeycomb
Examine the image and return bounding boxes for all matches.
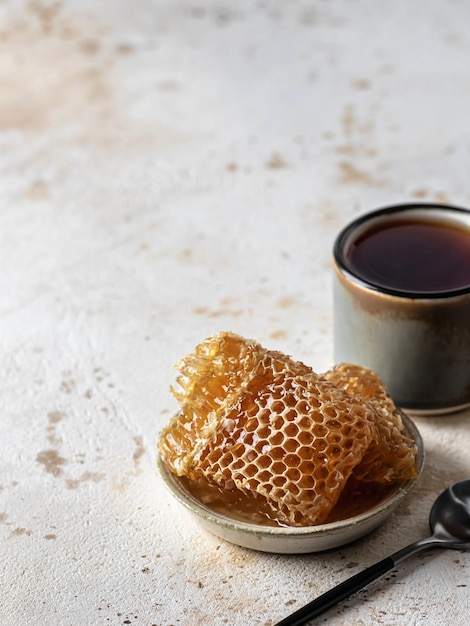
[324,363,418,484]
[158,332,418,527]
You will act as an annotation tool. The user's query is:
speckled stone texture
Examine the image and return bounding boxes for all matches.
[1,1,470,625]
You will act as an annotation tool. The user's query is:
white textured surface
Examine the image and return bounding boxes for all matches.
[1,1,470,625]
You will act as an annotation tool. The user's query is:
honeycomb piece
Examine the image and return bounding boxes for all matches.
[159,332,379,526]
[159,333,312,475]
[323,363,395,414]
[323,363,418,483]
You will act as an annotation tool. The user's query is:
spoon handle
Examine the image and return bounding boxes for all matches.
[274,556,395,626]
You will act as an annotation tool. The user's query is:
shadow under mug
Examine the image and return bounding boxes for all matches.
[333,202,470,415]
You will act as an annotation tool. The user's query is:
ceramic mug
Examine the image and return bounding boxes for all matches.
[333,203,470,415]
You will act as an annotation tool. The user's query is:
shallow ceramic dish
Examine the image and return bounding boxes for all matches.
[157,412,424,554]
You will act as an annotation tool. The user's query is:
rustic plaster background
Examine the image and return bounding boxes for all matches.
[1,1,470,624]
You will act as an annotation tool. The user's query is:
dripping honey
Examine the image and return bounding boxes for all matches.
[182,474,397,527]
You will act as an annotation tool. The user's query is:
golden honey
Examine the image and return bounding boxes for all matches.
[158,332,417,527]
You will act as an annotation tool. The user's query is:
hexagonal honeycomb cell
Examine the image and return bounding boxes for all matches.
[158,332,418,527]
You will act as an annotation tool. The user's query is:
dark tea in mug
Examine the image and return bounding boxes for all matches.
[333,203,470,415]
[346,217,470,294]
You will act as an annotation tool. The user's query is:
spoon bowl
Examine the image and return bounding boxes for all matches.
[276,479,470,626]
[429,480,470,547]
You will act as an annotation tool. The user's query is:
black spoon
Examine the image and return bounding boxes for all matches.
[275,479,470,626]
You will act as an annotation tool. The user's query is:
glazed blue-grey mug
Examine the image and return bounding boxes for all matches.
[333,203,470,415]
